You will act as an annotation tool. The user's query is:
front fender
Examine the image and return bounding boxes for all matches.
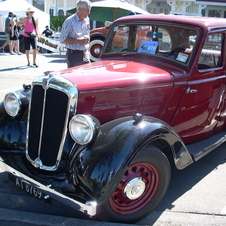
[0,101,28,152]
[0,88,30,151]
[74,116,193,202]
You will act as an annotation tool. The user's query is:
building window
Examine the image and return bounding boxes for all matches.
[201,9,205,16]
[33,0,44,11]
[58,10,64,16]
[164,9,169,14]
[208,10,221,17]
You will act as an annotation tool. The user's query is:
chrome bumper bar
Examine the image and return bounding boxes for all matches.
[0,159,97,217]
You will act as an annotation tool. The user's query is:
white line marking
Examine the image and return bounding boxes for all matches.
[221,205,226,214]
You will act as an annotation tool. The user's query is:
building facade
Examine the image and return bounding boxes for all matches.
[136,0,226,17]
[42,0,226,18]
[10,0,226,18]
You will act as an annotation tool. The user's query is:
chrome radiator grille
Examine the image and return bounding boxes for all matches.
[26,75,78,171]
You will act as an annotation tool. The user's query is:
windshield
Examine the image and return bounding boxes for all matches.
[104,23,199,66]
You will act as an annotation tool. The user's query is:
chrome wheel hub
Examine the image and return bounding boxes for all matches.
[94,48,101,54]
[124,177,146,200]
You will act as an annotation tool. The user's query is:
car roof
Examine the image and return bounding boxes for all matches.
[115,14,226,30]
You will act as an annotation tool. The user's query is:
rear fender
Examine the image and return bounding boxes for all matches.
[74,116,193,201]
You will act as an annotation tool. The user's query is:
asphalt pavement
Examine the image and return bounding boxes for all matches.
[0,50,67,77]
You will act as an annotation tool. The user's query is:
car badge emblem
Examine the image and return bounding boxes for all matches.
[42,78,49,90]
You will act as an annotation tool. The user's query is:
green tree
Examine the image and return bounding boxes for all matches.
[50,16,68,31]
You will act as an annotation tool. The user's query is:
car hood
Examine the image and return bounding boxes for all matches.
[59,60,173,90]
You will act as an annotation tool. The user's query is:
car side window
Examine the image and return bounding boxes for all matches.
[198,33,223,70]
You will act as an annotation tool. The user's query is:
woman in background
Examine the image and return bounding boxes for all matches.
[9,16,22,55]
[17,8,39,67]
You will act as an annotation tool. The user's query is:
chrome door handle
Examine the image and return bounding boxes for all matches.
[186,87,197,94]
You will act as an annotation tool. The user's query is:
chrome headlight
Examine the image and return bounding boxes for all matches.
[4,92,22,117]
[69,114,100,145]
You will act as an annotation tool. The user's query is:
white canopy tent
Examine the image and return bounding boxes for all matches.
[0,0,49,33]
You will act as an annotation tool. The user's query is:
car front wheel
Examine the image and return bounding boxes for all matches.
[97,146,171,223]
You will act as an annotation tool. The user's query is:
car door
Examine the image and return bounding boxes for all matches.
[170,31,226,144]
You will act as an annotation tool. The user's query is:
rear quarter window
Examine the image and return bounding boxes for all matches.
[198,33,223,70]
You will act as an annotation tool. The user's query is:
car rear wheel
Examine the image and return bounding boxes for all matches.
[97,146,171,223]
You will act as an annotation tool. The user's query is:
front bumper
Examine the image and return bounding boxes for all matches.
[0,159,97,217]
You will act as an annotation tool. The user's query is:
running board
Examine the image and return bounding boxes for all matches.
[186,131,226,161]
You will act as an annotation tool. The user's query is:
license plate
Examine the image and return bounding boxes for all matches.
[8,173,42,199]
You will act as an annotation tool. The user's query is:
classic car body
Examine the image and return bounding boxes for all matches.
[1,14,226,223]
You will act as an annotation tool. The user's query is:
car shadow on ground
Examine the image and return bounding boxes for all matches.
[0,170,90,221]
[48,59,66,64]
[42,53,66,59]
[137,142,226,225]
[0,65,37,72]
[41,54,66,64]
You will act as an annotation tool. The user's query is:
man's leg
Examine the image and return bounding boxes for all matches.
[0,34,10,51]
[66,49,84,68]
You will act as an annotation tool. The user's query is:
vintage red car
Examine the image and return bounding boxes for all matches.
[0,14,226,223]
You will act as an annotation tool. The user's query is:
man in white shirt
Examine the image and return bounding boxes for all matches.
[60,0,91,68]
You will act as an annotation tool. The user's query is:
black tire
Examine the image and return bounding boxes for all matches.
[97,146,171,223]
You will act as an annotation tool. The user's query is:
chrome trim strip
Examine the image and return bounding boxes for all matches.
[0,160,97,217]
[37,86,47,166]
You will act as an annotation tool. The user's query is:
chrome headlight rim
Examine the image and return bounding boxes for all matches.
[69,114,100,145]
[4,92,22,117]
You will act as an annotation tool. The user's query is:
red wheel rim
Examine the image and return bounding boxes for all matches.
[90,44,102,58]
[109,162,159,215]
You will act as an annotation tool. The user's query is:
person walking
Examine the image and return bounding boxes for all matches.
[0,12,14,53]
[9,16,22,55]
[42,26,53,38]
[60,0,91,68]
[17,8,39,67]
[41,25,53,53]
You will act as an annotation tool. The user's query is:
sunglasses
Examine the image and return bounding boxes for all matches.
[29,12,34,13]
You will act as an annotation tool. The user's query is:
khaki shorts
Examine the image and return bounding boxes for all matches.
[6,33,10,41]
